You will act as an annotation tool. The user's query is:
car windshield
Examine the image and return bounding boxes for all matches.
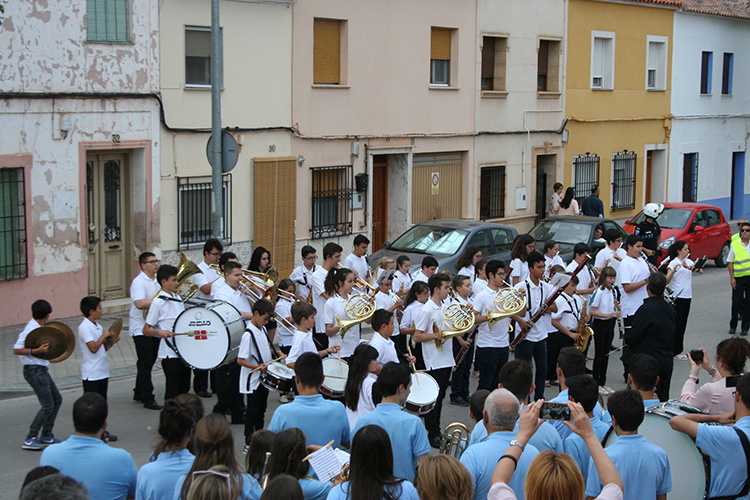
[630,208,693,229]
[388,225,469,255]
[530,220,591,245]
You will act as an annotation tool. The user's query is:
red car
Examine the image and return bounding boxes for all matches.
[623,202,732,267]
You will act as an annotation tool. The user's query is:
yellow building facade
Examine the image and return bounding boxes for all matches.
[565,0,678,218]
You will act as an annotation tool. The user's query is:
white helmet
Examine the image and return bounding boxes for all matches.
[643,203,664,218]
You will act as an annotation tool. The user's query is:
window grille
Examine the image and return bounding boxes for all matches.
[177,175,232,250]
[86,0,130,43]
[0,167,27,280]
[572,154,600,208]
[311,165,352,239]
[480,166,506,219]
[611,151,637,211]
[682,153,698,203]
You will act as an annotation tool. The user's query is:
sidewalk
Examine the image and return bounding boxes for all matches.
[1,309,146,394]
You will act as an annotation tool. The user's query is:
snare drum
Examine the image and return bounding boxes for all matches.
[172,301,245,370]
[321,357,349,399]
[405,372,439,415]
[261,362,295,393]
[602,400,709,500]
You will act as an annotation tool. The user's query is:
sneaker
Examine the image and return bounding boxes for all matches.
[729,328,737,335]
[599,386,609,396]
[604,386,615,395]
[742,331,749,337]
[450,398,469,408]
[675,354,688,360]
[279,394,290,404]
[243,444,250,455]
[143,400,163,410]
[429,435,443,449]
[38,435,62,446]
[22,438,44,451]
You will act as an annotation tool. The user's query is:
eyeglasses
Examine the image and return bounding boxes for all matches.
[209,251,222,256]
[192,470,231,495]
[304,255,318,261]
[145,260,160,265]
[741,229,750,233]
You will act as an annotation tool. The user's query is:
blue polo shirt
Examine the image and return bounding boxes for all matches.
[353,403,431,482]
[586,434,671,500]
[643,398,660,408]
[173,472,262,500]
[563,415,611,481]
[268,394,350,448]
[299,477,331,500]
[328,480,420,500]
[137,448,194,500]
[696,416,750,499]
[460,431,539,500]
[468,417,562,453]
[548,389,610,440]
[40,435,137,500]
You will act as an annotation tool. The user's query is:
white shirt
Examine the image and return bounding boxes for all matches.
[193,260,221,300]
[590,286,618,316]
[458,265,476,283]
[411,270,430,284]
[275,299,295,346]
[552,293,584,333]
[414,299,454,370]
[14,319,48,366]
[210,277,230,299]
[473,287,510,348]
[401,301,424,331]
[78,318,109,381]
[595,247,627,285]
[566,260,594,298]
[509,258,529,284]
[544,254,565,278]
[215,285,253,319]
[619,256,650,317]
[312,267,330,333]
[238,324,273,394]
[346,374,377,432]
[145,292,185,359]
[473,278,488,298]
[290,264,316,301]
[515,279,556,342]
[668,258,694,299]
[549,191,562,217]
[324,294,361,358]
[369,333,400,366]
[392,270,412,295]
[286,329,317,365]
[343,253,369,283]
[129,271,159,337]
[375,291,400,336]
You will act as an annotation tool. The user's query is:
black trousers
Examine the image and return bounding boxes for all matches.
[546,332,574,383]
[514,339,547,401]
[213,363,244,419]
[450,338,474,400]
[731,276,750,332]
[673,298,691,356]
[162,358,191,401]
[133,335,160,403]
[394,334,407,355]
[592,318,616,387]
[312,325,329,354]
[82,378,108,400]
[193,369,209,393]
[424,367,451,440]
[244,384,269,443]
[657,366,673,402]
[475,346,508,392]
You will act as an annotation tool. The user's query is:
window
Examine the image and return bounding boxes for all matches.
[591,32,615,90]
[185,27,222,87]
[722,53,733,95]
[481,36,508,92]
[468,230,492,257]
[0,168,27,280]
[479,166,506,219]
[87,0,130,43]
[682,153,698,202]
[611,151,636,211]
[177,175,232,249]
[646,36,668,90]
[537,39,561,93]
[706,209,722,227]
[431,27,452,86]
[491,228,513,253]
[313,18,343,85]
[700,51,713,95]
[572,154,600,208]
[311,165,352,239]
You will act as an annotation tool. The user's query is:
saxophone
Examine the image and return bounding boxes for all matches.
[573,296,594,351]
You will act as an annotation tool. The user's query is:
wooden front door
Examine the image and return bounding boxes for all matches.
[87,152,130,300]
[372,156,388,251]
[254,158,297,278]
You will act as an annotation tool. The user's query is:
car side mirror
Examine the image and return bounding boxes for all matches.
[626,219,632,224]
[382,241,390,249]
[693,225,704,233]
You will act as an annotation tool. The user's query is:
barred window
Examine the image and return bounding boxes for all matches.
[311,165,352,239]
[86,0,130,43]
[177,175,232,250]
[479,166,505,219]
[0,167,28,280]
[682,153,698,203]
[572,154,599,208]
[612,151,637,211]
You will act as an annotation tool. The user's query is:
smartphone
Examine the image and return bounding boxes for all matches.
[690,350,704,363]
[727,375,741,388]
[540,402,572,421]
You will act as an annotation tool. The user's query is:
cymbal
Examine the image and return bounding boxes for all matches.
[105,318,124,348]
[25,321,75,363]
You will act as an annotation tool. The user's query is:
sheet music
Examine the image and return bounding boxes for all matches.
[550,273,571,289]
[307,446,349,483]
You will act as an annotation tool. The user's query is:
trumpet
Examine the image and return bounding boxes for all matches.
[487,286,526,328]
[336,293,376,338]
[144,253,202,318]
[433,302,476,351]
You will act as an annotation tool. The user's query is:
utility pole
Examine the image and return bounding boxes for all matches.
[210,0,223,240]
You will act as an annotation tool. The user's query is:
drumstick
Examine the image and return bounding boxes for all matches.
[302,439,335,462]
[323,374,347,380]
[247,356,284,374]
[407,344,419,385]
[334,338,343,373]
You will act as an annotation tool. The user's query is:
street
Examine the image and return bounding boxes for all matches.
[0,263,734,499]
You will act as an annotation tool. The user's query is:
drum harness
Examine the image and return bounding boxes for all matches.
[707,427,750,500]
[247,326,281,392]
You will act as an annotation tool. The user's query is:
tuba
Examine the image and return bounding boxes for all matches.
[487,287,526,327]
[434,303,476,351]
[144,253,202,317]
[573,296,594,351]
[336,293,376,338]
[440,422,471,459]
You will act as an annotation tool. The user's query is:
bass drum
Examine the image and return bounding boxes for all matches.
[172,301,245,370]
[602,400,709,500]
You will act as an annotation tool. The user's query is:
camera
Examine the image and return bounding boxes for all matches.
[540,402,571,421]
[690,350,704,363]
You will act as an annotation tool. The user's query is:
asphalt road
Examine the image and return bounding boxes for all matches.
[0,263,734,499]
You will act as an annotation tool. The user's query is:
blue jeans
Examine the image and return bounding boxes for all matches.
[514,339,548,401]
[475,346,509,392]
[23,365,62,440]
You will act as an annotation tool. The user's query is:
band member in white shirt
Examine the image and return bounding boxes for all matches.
[209,252,238,298]
[392,255,413,296]
[513,251,558,400]
[595,229,626,278]
[324,268,364,359]
[473,261,511,393]
[414,272,454,448]
[412,256,438,285]
[375,275,404,353]
[129,252,162,410]
[399,281,431,371]
[549,277,585,384]
[450,274,475,405]
[312,242,342,349]
[566,243,596,300]
[289,245,317,302]
[543,241,564,280]
[457,246,483,284]
[509,234,536,286]
[343,234,371,289]
[619,234,650,337]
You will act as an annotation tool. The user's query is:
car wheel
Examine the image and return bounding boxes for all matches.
[715,242,730,268]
